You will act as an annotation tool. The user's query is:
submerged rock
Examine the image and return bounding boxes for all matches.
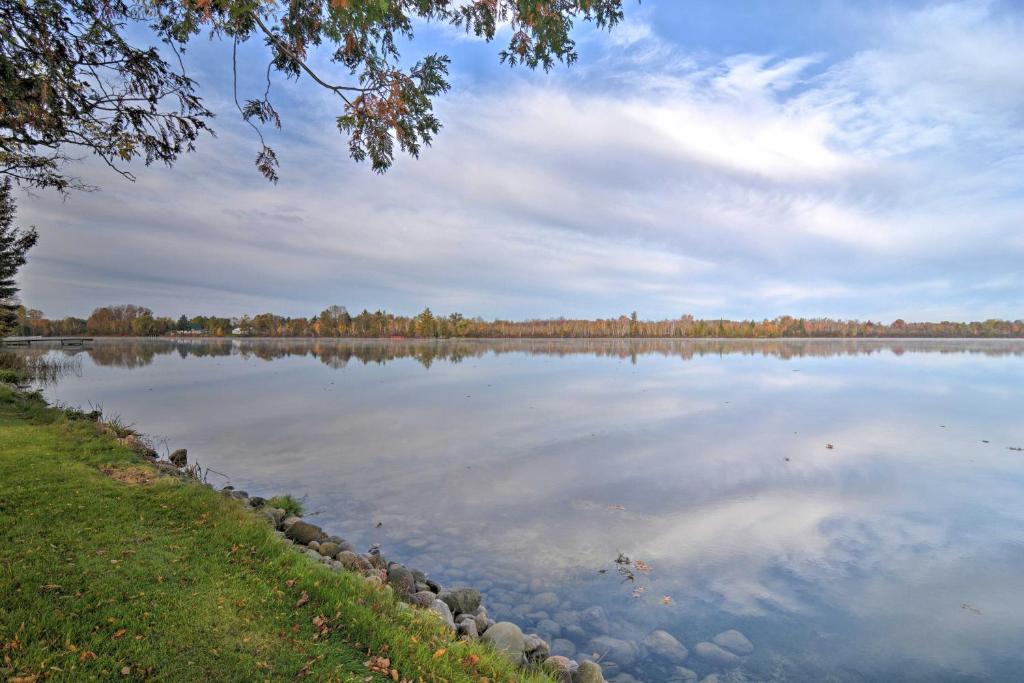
[644,629,689,663]
[581,606,610,634]
[670,667,698,681]
[588,636,640,667]
[712,629,753,656]
[693,642,739,667]
[481,621,527,665]
[551,638,576,658]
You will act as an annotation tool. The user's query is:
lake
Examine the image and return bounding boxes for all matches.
[23,338,1024,682]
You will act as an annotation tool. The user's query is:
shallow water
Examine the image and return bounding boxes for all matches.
[24,338,1024,682]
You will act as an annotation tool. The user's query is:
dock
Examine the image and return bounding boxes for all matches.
[1,336,94,347]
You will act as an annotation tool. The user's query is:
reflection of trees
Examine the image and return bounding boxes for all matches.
[78,337,1024,371]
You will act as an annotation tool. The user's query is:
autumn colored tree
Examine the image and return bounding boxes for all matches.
[1,0,626,193]
[0,179,38,334]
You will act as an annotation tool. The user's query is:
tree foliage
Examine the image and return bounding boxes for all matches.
[16,304,1024,340]
[0,179,38,334]
[1,0,626,192]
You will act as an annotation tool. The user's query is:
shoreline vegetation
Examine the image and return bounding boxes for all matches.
[0,383,572,682]
[10,304,1024,339]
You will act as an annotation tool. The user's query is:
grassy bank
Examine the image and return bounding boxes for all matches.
[0,385,553,682]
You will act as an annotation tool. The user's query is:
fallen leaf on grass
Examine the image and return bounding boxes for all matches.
[432,648,446,658]
[295,591,309,608]
[111,628,127,640]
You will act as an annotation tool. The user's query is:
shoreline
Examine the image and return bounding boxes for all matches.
[0,383,566,683]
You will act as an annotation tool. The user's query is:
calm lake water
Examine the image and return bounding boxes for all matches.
[22,338,1024,682]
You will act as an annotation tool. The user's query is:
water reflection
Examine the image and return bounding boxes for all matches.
[28,338,1024,682]
[40,336,1024,370]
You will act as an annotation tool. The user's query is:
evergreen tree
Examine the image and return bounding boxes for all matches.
[0,180,38,334]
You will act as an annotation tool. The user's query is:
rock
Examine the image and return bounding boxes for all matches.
[329,560,343,571]
[438,587,482,615]
[387,564,415,596]
[325,536,354,553]
[318,542,341,558]
[554,610,580,627]
[551,638,576,658]
[524,634,550,662]
[281,515,303,531]
[699,676,719,683]
[169,448,187,467]
[303,548,322,562]
[588,636,640,667]
[481,621,527,666]
[261,509,281,526]
[531,591,560,610]
[337,551,374,576]
[263,507,285,528]
[367,549,387,570]
[248,496,266,508]
[669,666,698,681]
[544,655,576,682]
[609,675,641,683]
[457,619,479,640]
[285,520,324,545]
[575,660,606,683]
[712,629,753,656]
[693,642,739,667]
[424,578,442,593]
[581,606,610,634]
[644,629,688,663]
[429,599,457,631]
[537,618,562,638]
[410,591,436,607]
[473,606,490,635]
[308,541,321,551]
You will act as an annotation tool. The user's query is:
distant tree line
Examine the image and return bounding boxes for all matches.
[9,304,1024,339]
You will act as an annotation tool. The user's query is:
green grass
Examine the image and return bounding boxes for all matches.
[266,494,304,517]
[0,385,555,682]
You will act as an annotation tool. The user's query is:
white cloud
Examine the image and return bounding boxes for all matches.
[14,1,1024,321]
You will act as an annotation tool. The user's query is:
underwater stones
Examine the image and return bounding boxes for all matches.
[712,629,753,656]
[588,636,640,667]
[693,642,739,667]
[644,629,688,663]
[581,606,610,634]
[551,638,576,658]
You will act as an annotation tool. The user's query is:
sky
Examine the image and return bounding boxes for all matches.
[14,0,1024,322]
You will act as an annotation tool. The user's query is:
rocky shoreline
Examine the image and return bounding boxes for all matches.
[114,431,756,683]
[214,481,607,683]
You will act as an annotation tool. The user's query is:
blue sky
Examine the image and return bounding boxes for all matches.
[16,0,1024,321]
